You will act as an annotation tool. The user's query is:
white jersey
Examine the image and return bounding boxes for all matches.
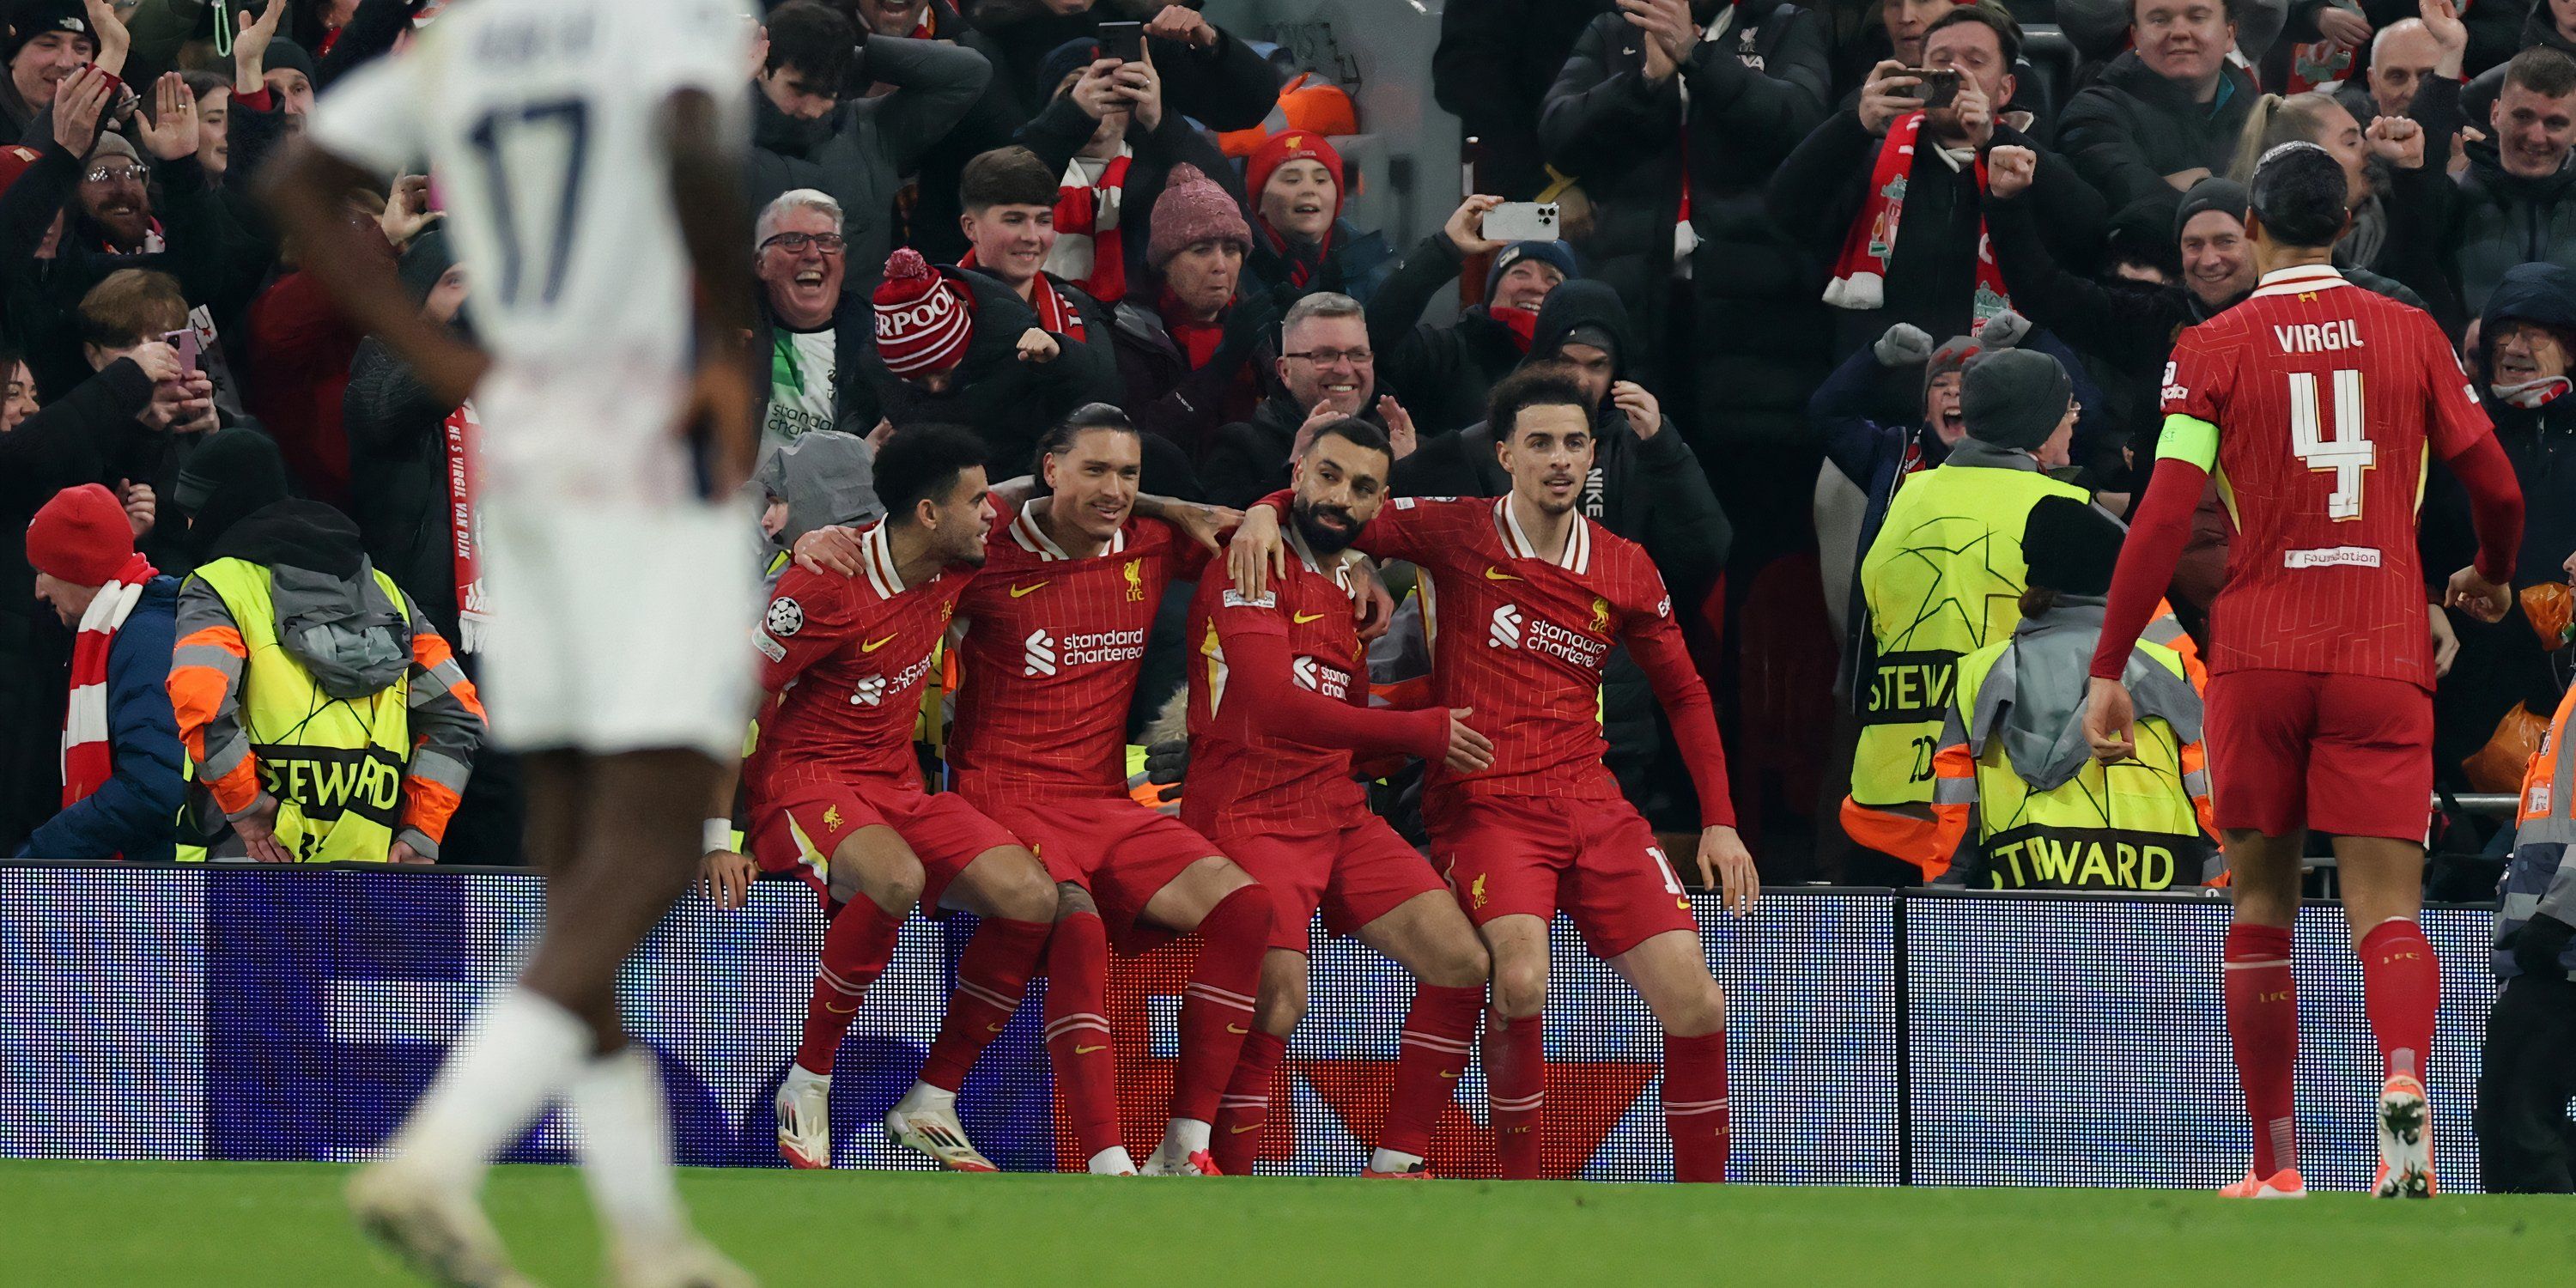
[308,0,756,505]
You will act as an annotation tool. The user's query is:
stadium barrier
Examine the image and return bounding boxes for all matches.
[0,864,2500,1190]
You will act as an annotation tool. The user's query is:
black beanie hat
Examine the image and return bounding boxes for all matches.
[177,426,291,556]
[1037,37,1103,103]
[2172,176,2250,245]
[1959,348,2072,451]
[264,36,318,85]
[2022,495,2123,598]
[4,0,94,67]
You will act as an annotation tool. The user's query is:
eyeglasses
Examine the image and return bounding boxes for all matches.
[85,163,149,185]
[761,232,846,255]
[1284,348,1373,367]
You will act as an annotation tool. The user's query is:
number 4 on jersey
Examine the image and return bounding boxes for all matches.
[2287,369,2372,521]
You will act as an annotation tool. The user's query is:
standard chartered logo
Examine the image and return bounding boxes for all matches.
[1026,625,1145,676]
[850,675,887,707]
[1489,604,1523,650]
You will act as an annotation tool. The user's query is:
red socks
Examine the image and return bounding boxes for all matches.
[1483,1009,1544,1180]
[918,917,1050,1092]
[1382,983,1482,1160]
[1212,1029,1288,1176]
[1662,1030,1729,1183]
[2223,921,2299,1177]
[1170,885,1273,1123]
[2359,918,2439,1083]
[796,896,908,1075]
[1042,909,1121,1161]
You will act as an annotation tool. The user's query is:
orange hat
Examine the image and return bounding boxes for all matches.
[1218,74,1360,158]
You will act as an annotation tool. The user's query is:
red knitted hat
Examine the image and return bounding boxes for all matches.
[1244,131,1346,219]
[27,484,132,588]
[873,248,974,378]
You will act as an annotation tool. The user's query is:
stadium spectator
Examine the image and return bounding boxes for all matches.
[241,178,407,509]
[849,0,1028,266]
[2421,263,2576,788]
[16,482,183,860]
[343,229,468,640]
[1108,159,1272,459]
[0,337,174,855]
[1012,39,1238,304]
[970,1,1281,132]
[2468,0,2576,126]
[1539,0,1832,549]
[1,0,100,142]
[2385,46,2576,325]
[2222,93,2427,280]
[854,247,1131,489]
[2347,13,2448,120]
[754,427,882,579]
[746,3,993,295]
[168,424,484,864]
[1844,347,2087,879]
[2483,672,2576,1194]
[1809,321,1998,652]
[1242,130,1394,307]
[1432,0,1613,198]
[1205,291,1400,511]
[751,189,869,450]
[953,147,1111,346]
[1820,0,2058,132]
[1366,194,1578,438]
[2059,0,2262,223]
[71,270,221,576]
[1770,3,2107,360]
[1898,495,2217,889]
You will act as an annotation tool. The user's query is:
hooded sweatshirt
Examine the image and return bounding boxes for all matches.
[756,429,884,561]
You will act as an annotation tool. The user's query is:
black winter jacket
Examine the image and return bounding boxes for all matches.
[2057,52,2259,225]
[1539,0,1833,453]
[1364,233,1530,438]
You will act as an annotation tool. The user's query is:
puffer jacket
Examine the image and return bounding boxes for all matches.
[16,577,184,862]
[2058,52,2259,223]
[2388,149,2576,329]
[1537,0,1833,454]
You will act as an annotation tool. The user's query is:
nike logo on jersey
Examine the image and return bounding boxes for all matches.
[1291,611,1329,624]
[1010,581,1049,598]
[1439,1069,1462,1079]
[825,1000,860,1015]
[1483,566,1522,581]
[1074,1044,1109,1055]
[860,634,899,653]
[1227,1024,1250,1036]
[1230,1124,1262,1134]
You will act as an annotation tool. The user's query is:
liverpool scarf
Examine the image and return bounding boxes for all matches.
[965,248,1090,345]
[62,552,156,811]
[1822,112,2010,323]
[444,402,490,653]
[1049,151,1133,305]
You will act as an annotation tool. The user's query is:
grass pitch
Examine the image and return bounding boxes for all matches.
[2,1160,2566,1286]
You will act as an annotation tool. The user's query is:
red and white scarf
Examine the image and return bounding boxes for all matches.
[444,402,490,653]
[2494,375,2573,410]
[2283,0,2363,94]
[1823,112,2010,323]
[62,552,156,811]
[1048,151,1133,305]
[960,249,1089,344]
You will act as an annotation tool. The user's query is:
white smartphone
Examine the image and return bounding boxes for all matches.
[1482,202,1560,243]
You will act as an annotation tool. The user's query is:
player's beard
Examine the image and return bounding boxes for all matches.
[1291,500,1359,555]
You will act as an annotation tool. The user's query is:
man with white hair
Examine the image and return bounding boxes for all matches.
[752,189,870,450]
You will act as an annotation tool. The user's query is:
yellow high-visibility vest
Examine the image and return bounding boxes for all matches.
[185,559,411,864]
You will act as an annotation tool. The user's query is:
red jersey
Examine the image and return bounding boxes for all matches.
[2161,265,2493,686]
[1182,527,1448,839]
[946,502,1212,800]
[1312,493,1735,827]
[749,522,971,793]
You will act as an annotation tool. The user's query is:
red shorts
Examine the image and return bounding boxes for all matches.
[1424,793,1697,960]
[750,776,1024,913]
[1220,817,1449,956]
[972,793,1221,948]
[2203,670,2433,841]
